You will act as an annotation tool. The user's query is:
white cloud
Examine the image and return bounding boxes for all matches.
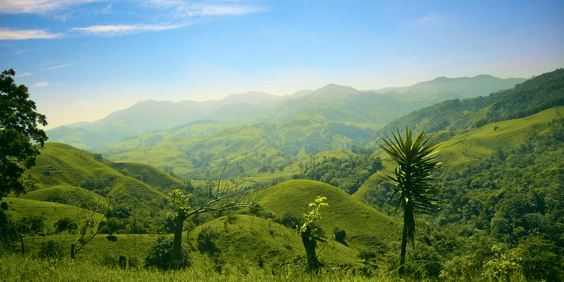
[0,0,102,14]
[0,27,62,40]
[14,72,32,77]
[141,0,266,18]
[40,63,73,70]
[33,82,49,87]
[71,23,185,36]
[197,5,265,16]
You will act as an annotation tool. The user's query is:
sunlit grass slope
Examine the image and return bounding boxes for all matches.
[2,197,104,232]
[24,142,169,215]
[257,180,400,250]
[354,106,564,200]
[20,185,108,208]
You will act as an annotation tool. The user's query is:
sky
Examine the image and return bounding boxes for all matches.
[1,0,563,128]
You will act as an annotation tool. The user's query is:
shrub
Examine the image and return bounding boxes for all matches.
[144,236,191,270]
[36,240,64,260]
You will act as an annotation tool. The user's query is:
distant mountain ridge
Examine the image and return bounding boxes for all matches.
[373,74,526,98]
[47,74,525,150]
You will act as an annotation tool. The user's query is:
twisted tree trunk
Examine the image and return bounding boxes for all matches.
[301,226,321,273]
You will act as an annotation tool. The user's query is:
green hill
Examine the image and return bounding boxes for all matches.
[20,185,108,209]
[256,180,400,251]
[23,142,174,217]
[187,214,364,272]
[2,197,104,234]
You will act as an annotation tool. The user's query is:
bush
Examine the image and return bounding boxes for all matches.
[54,217,78,234]
[144,236,191,270]
[36,240,64,260]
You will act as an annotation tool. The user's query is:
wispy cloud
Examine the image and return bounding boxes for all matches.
[33,81,49,87]
[0,0,103,14]
[71,23,185,36]
[14,72,32,77]
[0,27,62,40]
[95,3,111,15]
[141,0,266,18]
[409,12,450,27]
[40,63,73,70]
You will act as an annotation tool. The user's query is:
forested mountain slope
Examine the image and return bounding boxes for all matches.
[373,69,563,139]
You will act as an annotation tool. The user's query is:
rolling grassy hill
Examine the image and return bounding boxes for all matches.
[256,180,400,251]
[22,142,177,216]
[187,214,364,272]
[2,197,104,235]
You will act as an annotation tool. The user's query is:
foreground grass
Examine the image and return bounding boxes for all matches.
[1,254,532,282]
[0,254,410,282]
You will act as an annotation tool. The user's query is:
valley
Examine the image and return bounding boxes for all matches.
[2,69,563,281]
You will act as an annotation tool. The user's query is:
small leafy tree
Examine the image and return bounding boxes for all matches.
[298,196,328,273]
[54,217,78,234]
[36,240,65,260]
[0,69,48,199]
[15,215,46,255]
[145,236,191,270]
[380,127,440,277]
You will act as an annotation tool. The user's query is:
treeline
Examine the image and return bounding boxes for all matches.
[298,154,382,194]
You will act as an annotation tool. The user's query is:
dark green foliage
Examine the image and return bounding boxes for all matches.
[17,215,46,239]
[303,155,382,194]
[275,213,301,230]
[1,202,7,210]
[0,210,18,251]
[144,236,191,270]
[0,69,48,199]
[98,218,124,235]
[333,228,347,245]
[508,236,562,282]
[36,240,64,260]
[54,217,78,234]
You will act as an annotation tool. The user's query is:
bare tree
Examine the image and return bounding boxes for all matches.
[168,166,254,269]
[70,205,105,260]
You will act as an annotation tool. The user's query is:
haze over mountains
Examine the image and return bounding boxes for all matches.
[47,74,525,150]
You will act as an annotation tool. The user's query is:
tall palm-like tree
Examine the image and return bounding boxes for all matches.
[381,127,440,277]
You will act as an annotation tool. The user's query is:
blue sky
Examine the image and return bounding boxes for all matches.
[1,0,563,128]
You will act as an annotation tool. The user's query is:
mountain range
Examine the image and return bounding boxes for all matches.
[47,74,526,150]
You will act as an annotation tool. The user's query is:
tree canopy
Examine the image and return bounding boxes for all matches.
[0,69,48,199]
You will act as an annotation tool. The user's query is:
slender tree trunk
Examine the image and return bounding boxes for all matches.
[399,214,408,278]
[19,235,24,256]
[170,212,187,269]
[301,227,320,273]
